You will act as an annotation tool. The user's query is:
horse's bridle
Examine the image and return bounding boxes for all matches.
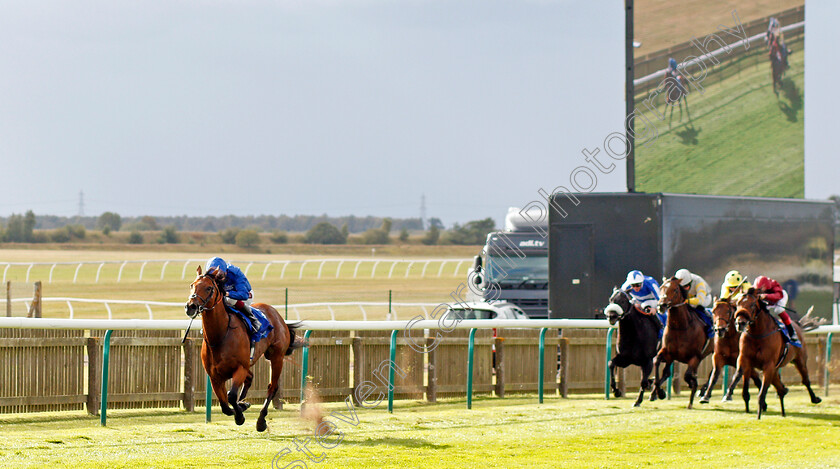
[658,281,687,313]
[608,289,634,319]
[713,300,735,335]
[187,275,223,318]
[735,293,774,335]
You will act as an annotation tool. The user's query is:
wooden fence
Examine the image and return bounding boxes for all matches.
[0,327,836,415]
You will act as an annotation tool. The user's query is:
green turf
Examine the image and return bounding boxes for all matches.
[635,40,804,197]
[1,390,838,468]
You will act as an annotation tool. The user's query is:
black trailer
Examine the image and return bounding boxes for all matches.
[548,193,835,320]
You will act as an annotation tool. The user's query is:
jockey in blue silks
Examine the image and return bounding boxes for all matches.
[621,270,665,330]
[206,257,260,337]
[667,57,678,78]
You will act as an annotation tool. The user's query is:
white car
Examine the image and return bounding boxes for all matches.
[444,301,530,320]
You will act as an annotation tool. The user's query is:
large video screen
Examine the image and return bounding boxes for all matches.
[632,1,804,197]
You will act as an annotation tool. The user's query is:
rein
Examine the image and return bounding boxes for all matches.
[659,281,693,331]
[713,301,734,335]
[185,275,233,346]
[740,307,781,340]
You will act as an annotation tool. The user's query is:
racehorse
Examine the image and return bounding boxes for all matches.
[664,70,690,125]
[650,277,712,408]
[724,288,821,419]
[769,37,787,94]
[698,298,761,405]
[185,266,302,431]
[604,288,661,407]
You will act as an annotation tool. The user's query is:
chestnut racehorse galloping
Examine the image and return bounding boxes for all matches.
[698,299,761,405]
[185,266,301,431]
[724,288,821,419]
[650,277,712,408]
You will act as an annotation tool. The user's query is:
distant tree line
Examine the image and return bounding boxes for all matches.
[0,211,496,246]
[2,213,429,234]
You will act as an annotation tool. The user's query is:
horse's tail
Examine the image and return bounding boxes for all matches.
[285,321,308,356]
[797,306,827,332]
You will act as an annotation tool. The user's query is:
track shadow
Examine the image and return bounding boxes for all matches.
[349,437,451,449]
[675,123,701,145]
[778,78,803,122]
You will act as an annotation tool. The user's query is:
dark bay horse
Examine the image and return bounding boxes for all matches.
[650,277,712,408]
[725,288,821,419]
[604,288,661,407]
[698,298,761,404]
[185,266,301,431]
[664,71,691,124]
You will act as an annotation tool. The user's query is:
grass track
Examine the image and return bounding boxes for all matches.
[2,389,839,468]
[636,37,804,197]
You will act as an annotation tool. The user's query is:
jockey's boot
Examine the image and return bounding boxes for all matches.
[237,303,261,338]
[785,323,801,347]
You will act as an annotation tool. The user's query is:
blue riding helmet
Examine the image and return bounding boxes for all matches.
[206,257,227,274]
[668,58,677,70]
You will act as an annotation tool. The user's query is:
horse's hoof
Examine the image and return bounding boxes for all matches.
[614,390,623,398]
[239,401,252,411]
[256,419,267,432]
[812,396,822,404]
[633,401,642,408]
[657,388,666,400]
[221,406,234,416]
[235,414,245,426]
[699,396,709,404]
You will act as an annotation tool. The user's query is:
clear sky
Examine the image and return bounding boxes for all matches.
[0,1,835,227]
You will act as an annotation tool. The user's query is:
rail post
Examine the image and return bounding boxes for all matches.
[300,330,314,406]
[388,329,397,413]
[285,288,288,320]
[100,330,114,426]
[667,363,674,400]
[605,327,615,400]
[467,328,477,409]
[826,332,833,397]
[723,365,730,394]
[539,327,548,404]
[206,375,212,423]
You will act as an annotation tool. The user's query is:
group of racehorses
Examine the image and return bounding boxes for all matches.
[606,277,821,419]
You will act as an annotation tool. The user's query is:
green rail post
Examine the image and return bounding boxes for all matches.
[388,290,392,319]
[285,288,288,320]
[667,363,674,400]
[205,374,212,423]
[722,365,730,394]
[467,328,477,409]
[538,328,548,404]
[100,330,113,426]
[826,332,833,397]
[300,330,313,405]
[605,327,615,400]
[388,329,397,413]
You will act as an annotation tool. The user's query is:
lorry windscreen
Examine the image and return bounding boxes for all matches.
[485,255,548,285]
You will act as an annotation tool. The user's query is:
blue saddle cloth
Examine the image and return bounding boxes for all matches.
[771,315,801,347]
[693,307,714,339]
[225,305,274,343]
